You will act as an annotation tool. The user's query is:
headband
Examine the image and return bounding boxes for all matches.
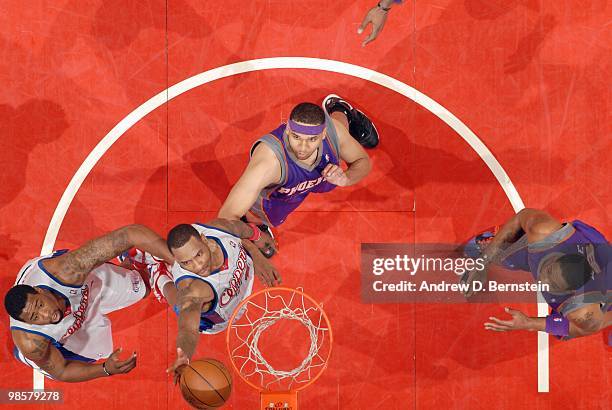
[288,119,326,135]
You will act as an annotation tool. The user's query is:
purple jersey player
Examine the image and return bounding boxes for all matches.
[218,95,377,258]
[461,208,611,343]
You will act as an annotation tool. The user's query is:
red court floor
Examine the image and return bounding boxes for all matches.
[0,1,610,409]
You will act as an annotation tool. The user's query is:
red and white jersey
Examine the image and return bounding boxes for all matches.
[10,250,145,361]
[171,224,255,334]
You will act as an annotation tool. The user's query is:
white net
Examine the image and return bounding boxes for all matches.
[227,288,332,391]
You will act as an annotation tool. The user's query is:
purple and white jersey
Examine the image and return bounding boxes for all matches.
[248,116,341,227]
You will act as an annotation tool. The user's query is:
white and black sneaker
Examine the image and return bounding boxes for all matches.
[323,94,380,148]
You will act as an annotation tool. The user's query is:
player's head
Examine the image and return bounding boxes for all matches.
[4,284,65,325]
[539,253,592,294]
[167,224,212,276]
[286,102,326,161]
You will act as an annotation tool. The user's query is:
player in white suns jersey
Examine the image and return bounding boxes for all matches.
[161,218,280,382]
[4,225,174,382]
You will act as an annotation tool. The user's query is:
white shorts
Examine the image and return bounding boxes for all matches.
[15,264,146,376]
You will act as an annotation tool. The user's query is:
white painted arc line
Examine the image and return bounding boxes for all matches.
[37,57,542,391]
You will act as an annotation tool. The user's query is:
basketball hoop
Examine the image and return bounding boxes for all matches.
[226,287,333,410]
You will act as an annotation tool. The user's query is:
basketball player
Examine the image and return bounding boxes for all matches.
[163,219,280,381]
[218,96,376,257]
[461,208,611,342]
[3,224,175,382]
[358,0,403,46]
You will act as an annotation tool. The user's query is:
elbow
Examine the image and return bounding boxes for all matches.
[573,322,602,337]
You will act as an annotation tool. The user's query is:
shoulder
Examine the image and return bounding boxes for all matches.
[251,140,281,164]
[519,209,564,243]
[11,329,51,357]
[242,142,282,186]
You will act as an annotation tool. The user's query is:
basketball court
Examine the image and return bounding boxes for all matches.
[0,1,610,409]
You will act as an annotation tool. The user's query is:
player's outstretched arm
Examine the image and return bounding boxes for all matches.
[167,279,214,382]
[207,218,277,255]
[45,224,174,285]
[484,304,606,339]
[13,331,136,382]
[218,143,281,221]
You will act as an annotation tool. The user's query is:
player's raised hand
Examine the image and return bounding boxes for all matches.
[104,347,137,375]
[357,4,389,47]
[251,251,281,287]
[322,164,349,187]
[167,348,190,385]
[484,307,531,332]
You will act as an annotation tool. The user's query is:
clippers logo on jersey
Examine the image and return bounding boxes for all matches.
[61,284,90,341]
[220,246,250,307]
[277,176,325,196]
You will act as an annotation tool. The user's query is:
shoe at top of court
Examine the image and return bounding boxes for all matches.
[323,94,380,149]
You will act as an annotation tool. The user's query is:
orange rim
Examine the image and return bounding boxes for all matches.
[226,286,333,392]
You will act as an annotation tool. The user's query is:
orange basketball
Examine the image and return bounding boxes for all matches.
[179,359,232,409]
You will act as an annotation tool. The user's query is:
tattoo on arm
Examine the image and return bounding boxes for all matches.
[61,228,131,282]
[571,310,602,335]
[28,338,61,376]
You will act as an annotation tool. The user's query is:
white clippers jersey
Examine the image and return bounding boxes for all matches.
[10,250,144,360]
[171,224,255,334]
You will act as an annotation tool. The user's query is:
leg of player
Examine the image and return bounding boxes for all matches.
[323,94,380,148]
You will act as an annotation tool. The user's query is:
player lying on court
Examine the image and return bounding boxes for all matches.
[461,208,611,342]
[3,225,175,382]
[153,220,280,382]
[218,96,376,258]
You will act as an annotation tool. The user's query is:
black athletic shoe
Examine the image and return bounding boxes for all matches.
[323,94,380,148]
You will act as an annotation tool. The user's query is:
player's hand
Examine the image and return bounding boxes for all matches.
[253,230,278,259]
[251,252,281,287]
[167,348,190,385]
[104,347,137,375]
[484,307,531,332]
[357,4,389,47]
[322,164,349,187]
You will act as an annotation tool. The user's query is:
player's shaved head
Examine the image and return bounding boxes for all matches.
[167,224,201,253]
[290,103,325,125]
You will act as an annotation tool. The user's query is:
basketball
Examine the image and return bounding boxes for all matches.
[179,359,232,409]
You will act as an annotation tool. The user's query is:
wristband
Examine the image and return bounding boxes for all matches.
[246,223,261,242]
[545,312,570,337]
[102,361,112,376]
